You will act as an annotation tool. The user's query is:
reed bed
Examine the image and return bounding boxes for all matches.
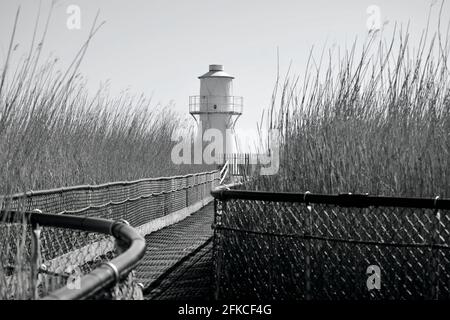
[252,10,450,198]
[0,7,199,197]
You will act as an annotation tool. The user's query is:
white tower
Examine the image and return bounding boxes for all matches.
[189,64,243,162]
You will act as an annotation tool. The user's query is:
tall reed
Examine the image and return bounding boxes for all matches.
[0,6,195,197]
[252,8,450,198]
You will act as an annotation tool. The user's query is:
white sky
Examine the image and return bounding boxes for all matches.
[1,0,448,151]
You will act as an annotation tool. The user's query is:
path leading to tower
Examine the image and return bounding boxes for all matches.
[135,202,215,300]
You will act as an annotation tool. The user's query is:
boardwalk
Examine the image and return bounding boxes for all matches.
[135,203,215,300]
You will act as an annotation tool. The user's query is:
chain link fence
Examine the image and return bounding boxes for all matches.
[0,210,145,300]
[211,189,450,300]
[1,170,220,300]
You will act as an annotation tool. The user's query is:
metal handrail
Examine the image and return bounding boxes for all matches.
[210,189,450,210]
[3,170,219,201]
[0,210,146,300]
[28,175,220,217]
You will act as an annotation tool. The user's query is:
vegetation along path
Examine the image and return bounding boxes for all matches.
[135,203,215,300]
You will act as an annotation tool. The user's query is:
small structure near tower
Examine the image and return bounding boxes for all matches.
[189,64,243,162]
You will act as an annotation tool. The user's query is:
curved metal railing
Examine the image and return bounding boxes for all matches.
[0,210,145,300]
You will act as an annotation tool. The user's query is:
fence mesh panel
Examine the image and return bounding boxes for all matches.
[213,196,450,300]
[0,221,134,300]
[1,171,219,300]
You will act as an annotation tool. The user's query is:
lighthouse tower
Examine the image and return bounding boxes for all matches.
[189,64,243,162]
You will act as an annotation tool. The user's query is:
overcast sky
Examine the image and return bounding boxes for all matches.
[1,0,448,150]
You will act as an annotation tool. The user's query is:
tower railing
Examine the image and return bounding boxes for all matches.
[189,96,243,115]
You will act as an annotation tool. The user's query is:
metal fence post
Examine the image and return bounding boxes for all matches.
[304,192,312,300]
[430,196,442,299]
[213,198,225,300]
[268,201,275,299]
[30,209,42,300]
[185,178,189,208]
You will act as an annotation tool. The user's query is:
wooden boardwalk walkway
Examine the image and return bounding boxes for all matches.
[135,203,215,300]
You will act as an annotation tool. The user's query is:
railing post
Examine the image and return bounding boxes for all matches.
[185,178,189,208]
[213,198,225,300]
[304,192,312,300]
[200,175,204,200]
[430,196,442,300]
[30,209,42,300]
[267,201,274,298]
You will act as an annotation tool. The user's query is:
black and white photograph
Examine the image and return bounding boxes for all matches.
[1,0,450,313]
